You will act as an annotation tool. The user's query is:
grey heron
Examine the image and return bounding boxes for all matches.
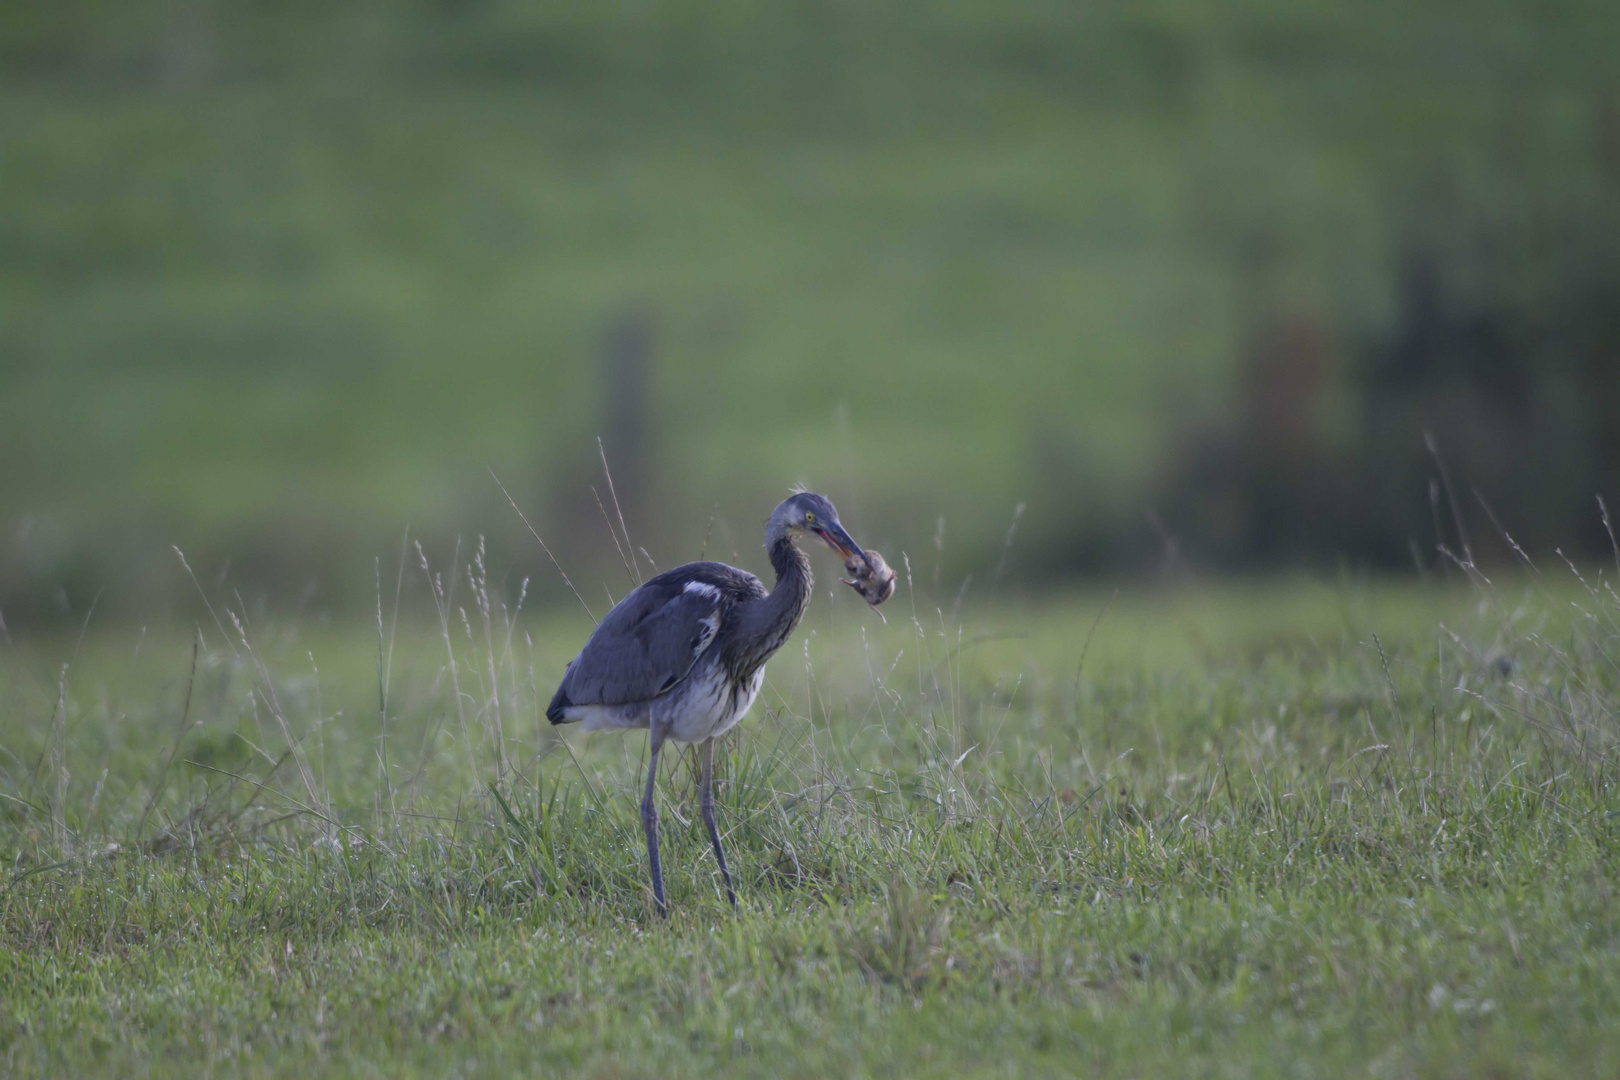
[546,492,882,916]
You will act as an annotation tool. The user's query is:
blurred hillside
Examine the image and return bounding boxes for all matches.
[4,1,1619,622]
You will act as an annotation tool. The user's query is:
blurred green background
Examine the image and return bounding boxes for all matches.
[4,0,1619,624]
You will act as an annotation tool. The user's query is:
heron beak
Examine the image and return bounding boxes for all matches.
[814,521,864,562]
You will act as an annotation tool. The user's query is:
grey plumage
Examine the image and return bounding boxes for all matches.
[548,565,760,721]
[546,492,877,916]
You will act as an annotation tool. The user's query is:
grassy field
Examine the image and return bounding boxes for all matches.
[8,1,1618,611]
[2,553,1618,1076]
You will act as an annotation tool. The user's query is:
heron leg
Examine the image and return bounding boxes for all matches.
[700,737,738,910]
[641,726,668,918]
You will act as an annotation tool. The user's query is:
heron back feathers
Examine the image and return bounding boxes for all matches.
[546,562,765,724]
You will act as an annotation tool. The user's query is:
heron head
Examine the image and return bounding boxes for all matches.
[769,491,864,560]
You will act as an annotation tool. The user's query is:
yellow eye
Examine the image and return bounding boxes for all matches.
[805,511,816,524]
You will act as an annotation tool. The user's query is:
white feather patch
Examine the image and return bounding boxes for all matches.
[693,610,720,656]
[683,580,721,600]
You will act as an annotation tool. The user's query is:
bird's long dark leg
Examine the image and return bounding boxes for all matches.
[700,736,738,910]
[641,726,668,918]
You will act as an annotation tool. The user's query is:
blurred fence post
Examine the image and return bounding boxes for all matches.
[601,306,653,535]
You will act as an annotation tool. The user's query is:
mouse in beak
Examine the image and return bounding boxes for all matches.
[841,549,897,611]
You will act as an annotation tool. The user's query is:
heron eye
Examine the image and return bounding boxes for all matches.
[805,511,816,524]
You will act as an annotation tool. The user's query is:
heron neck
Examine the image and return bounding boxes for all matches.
[729,535,812,676]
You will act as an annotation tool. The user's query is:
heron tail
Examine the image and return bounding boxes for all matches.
[545,682,576,725]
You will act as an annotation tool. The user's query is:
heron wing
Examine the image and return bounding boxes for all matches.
[549,576,728,714]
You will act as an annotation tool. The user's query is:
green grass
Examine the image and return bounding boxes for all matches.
[7,0,1619,606]
[2,559,1618,1076]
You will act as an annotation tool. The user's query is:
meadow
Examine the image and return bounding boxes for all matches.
[9,0,1617,615]
[7,4,1619,1074]
[2,543,1618,1076]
